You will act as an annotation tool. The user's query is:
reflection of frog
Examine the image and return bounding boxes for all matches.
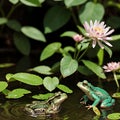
[77,80,115,109]
[24,92,68,117]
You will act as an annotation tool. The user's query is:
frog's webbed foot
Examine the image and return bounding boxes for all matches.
[85,105,93,110]
[80,96,88,105]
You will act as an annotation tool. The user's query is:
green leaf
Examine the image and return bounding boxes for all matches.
[11,73,43,86]
[78,65,94,76]
[57,84,73,93]
[77,25,86,36]
[40,42,62,61]
[60,56,78,77]
[104,45,112,58]
[61,31,78,38]
[13,32,31,55]
[107,113,120,120]
[44,6,71,33]
[79,2,104,24]
[7,20,21,32]
[82,60,106,79]
[20,0,43,7]
[31,65,53,75]
[6,88,31,99]
[97,48,104,66]
[112,34,120,41]
[6,73,15,82]
[64,0,87,8]
[112,92,120,98]
[21,26,46,42]
[9,0,19,4]
[32,93,54,100]
[0,82,8,92]
[0,63,15,68]
[0,17,8,25]
[43,77,59,92]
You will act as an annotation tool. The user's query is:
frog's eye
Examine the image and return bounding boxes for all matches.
[83,82,87,86]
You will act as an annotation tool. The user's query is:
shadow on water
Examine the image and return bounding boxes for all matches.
[0,53,120,120]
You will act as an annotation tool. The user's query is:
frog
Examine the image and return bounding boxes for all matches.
[77,80,115,109]
[24,91,68,117]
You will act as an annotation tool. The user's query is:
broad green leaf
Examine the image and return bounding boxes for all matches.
[0,17,8,25]
[0,63,15,68]
[57,84,73,93]
[40,42,62,61]
[31,65,53,75]
[79,2,104,24]
[112,34,120,41]
[44,6,71,33]
[9,0,19,4]
[78,65,94,76]
[43,77,59,92]
[20,0,43,7]
[60,31,78,38]
[77,25,86,36]
[21,26,46,42]
[112,92,120,98]
[93,106,101,116]
[6,73,15,82]
[6,88,31,99]
[32,93,54,100]
[60,56,78,77]
[82,60,106,79]
[7,20,21,32]
[107,113,120,120]
[97,48,104,66]
[13,32,31,55]
[11,73,43,86]
[64,0,87,8]
[0,82,8,92]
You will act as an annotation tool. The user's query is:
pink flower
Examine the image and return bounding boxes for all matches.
[83,20,114,49]
[103,62,120,72]
[73,34,84,42]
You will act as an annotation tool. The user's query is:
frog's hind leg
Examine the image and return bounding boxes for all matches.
[100,97,115,108]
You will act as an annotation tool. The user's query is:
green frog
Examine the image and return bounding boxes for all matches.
[77,80,115,109]
[24,92,67,117]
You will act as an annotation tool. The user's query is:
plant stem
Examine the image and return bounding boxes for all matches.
[113,71,119,88]
[0,0,5,16]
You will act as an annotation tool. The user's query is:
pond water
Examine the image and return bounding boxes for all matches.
[0,52,120,120]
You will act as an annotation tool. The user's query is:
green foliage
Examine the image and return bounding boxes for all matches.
[40,42,62,61]
[6,88,31,99]
[0,17,8,25]
[82,60,106,79]
[0,82,8,92]
[60,56,78,77]
[79,2,105,24]
[6,72,43,86]
[107,113,120,120]
[43,77,59,92]
[0,63,15,68]
[44,6,71,33]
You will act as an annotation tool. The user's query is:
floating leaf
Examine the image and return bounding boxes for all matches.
[31,65,53,75]
[64,0,87,8]
[93,106,101,116]
[43,77,59,92]
[44,6,71,33]
[79,2,104,24]
[60,56,78,77]
[21,26,46,42]
[107,113,120,120]
[57,84,73,93]
[40,42,62,61]
[32,93,54,100]
[6,88,31,99]
[82,60,106,79]
[0,63,15,68]
[0,82,8,92]
[112,92,120,99]
[11,73,43,86]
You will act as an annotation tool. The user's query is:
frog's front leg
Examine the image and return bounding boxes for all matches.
[80,95,89,104]
[86,93,101,109]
